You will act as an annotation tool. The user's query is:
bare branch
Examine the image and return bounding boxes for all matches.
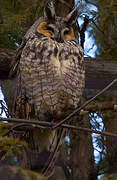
[1,117,117,138]
[63,124,117,138]
[78,15,90,49]
[53,79,117,128]
[85,101,116,112]
[1,48,117,90]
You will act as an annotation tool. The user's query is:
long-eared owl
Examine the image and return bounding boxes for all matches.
[14,1,85,121]
[11,1,85,177]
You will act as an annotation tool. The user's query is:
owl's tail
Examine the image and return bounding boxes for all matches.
[42,128,65,178]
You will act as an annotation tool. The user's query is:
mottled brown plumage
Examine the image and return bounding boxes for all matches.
[12,1,85,177]
[19,36,84,119]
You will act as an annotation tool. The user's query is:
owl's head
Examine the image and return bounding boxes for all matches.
[37,1,78,42]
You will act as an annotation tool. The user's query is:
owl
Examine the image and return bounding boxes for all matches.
[11,0,85,177]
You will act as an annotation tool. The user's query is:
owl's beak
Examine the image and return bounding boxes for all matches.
[55,33,63,43]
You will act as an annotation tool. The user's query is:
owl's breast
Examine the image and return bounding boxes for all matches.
[20,37,85,117]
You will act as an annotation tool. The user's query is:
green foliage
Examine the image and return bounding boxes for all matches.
[0,136,28,154]
[0,123,9,136]
[94,0,117,59]
[100,173,117,180]
[0,0,45,49]
[0,123,28,155]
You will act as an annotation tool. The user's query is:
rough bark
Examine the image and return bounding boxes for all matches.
[0,50,117,89]
[85,58,117,89]
[102,91,117,173]
[95,91,117,174]
[70,114,97,180]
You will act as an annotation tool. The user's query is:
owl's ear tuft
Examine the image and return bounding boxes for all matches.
[44,0,56,20]
[65,6,78,25]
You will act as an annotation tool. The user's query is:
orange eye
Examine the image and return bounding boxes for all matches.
[37,22,52,38]
[64,27,75,40]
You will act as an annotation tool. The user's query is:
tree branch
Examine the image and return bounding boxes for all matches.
[1,117,117,138]
[0,49,117,89]
[84,101,116,112]
[53,79,117,128]
[85,58,117,89]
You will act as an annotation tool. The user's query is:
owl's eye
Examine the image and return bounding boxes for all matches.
[63,28,70,35]
[46,25,55,33]
[63,27,75,40]
[37,22,55,38]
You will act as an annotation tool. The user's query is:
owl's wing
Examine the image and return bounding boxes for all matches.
[9,41,26,78]
[9,17,46,78]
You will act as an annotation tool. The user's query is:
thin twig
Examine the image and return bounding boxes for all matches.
[10,123,48,130]
[0,117,117,138]
[91,18,104,34]
[53,79,117,129]
[6,123,48,136]
[62,124,117,138]
[0,118,52,127]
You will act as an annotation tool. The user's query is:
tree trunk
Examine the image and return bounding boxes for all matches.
[103,91,117,173]
[70,113,97,180]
